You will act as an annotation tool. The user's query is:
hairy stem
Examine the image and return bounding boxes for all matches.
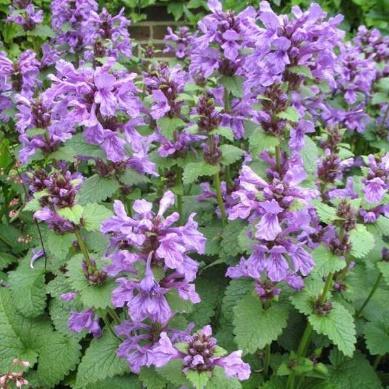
[74,229,93,270]
[355,272,382,318]
[214,170,227,225]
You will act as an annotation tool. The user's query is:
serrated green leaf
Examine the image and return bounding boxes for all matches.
[82,203,112,232]
[157,359,188,386]
[220,144,244,166]
[233,294,289,354]
[166,290,193,313]
[35,332,81,388]
[8,263,46,318]
[349,224,375,259]
[312,200,337,224]
[301,136,319,175]
[78,174,120,205]
[157,117,185,140]
[376,216,389,235]
[49,298,83,339]
[183,161,219,185]
[186,370,211,389]
[140,367,168,389]
[210,127,234,142]
[67,255,115,309]
[28,24,55,38]
[221,220,246,257]
[84,375,141,389]
[288,65,314,79]
[45,230,74,262]
[0,252,16,270]
[312,245,346,277]
[248,128,279,155]
[364,318,389,356]
[57,205,84,224]
[75,332,128,388]
[377,261,389,285]
[308,302,356,357]
[207,366,241,389]
[277,107,299,122]
[0,289,38,370]
[221,76,243,98]
[312,351,381,389]
[290,277,325,316]
[120,169,150,186]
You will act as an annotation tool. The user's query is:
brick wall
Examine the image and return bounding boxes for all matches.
[129,5,183,59]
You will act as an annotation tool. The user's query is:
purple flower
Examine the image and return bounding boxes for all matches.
[60,292,77,301]
[215,350,251,380]
[164,26,194,59]
[255,200,283,241]
[68,309,101,337]
[7,3,43,31]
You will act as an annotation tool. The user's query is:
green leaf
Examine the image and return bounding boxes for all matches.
[349,224,375,259]
[0,252,16,270]
[35,332,81,388]
[312,200,337,224]
[308,302,356,357]
[0,289,38,370]
[221,76,243,98]
[84,375,141,389]
[67,255,115,309]
[157,359,188,386]
[166,290,193,314]
[75,331,128,388]
[301,136,319,175]
[207,366,241,389]
[290,277,325,316]
[312,245,346,277]
[376,216,389,235]
[63,133,106,159]
[8,262,46,317]
[57,205,84,224]
[221,220,246,257]
[82,203,112,232]
[220,144,244,166]
[157,117,185,140]
[78,174,120,205]
[288,65,314,79]
[233,294,289,354]
[377,261,389,285]
[28,24,55,38]
[49,297,83,338]
[277,107,299,122]
[45,230,73,262]
[210,127,234,142]
[186,370,211,389]
[120,169,150,186]
[183,161,219,185]
[371,92,388,105]
[248,128,279,155]
[140,367,168,389]
[364,317,389,356]
[312,351,381,389]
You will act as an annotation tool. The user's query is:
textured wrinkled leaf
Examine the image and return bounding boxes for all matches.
[207,366,241,389]
[85,375,141,389]
[277,107,299,122]
[67,255,115,309]
[312,351,381,389]
[183,161,219,185]
[312,245,346,277]
[364,318,389,356]
[75,332,127,388]
[140,367,168,389]
[220,144,244,166]
[248,128,279,154]
[221,75,243,98]
[221,220,246,257]
[349,224,375,258]
[57,205,84,224]
[233,294,289,353]
[35,332,81,388]
[186,370,211,389]
[302,135,319,175]
[82,203,112,232]
[157,359,188,386]
[211,127,234,142]
[157,117,185,140]
[8,262,46,317]
[311,200,337,224]
[78,174,120,205]
[308,302,356,357]
[377,261,389,285]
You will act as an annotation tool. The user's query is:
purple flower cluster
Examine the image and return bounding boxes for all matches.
[149,325,250,380]
[164,26,194,59]
[7,0,43,31]
[363,154,389,204]
[29,168,83,233]
[227,153,318,294]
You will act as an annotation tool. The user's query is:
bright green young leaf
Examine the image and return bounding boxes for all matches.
[233,294,289,354]
[221,76,243,98]
[220,144,244,166]
[277,107,299,122]
[349,224,375,259]
[82,203,112,232]
[78,174,120,205]
[186,370,211,389]
[312,245,346,277]
[364,317,389,356]
[183,161,219,185]
[57,205,84,224]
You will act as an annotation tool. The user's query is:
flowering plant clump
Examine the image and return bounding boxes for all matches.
[0,0,388,388]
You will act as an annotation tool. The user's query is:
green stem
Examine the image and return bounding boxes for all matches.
[287,273,334,389]
[214,170,227,225]
[74,229,93,270]
[107,307,121,324]
[275,145,281,172]
[264,343,271,378]
[355,272,382,318]
[176,167,183,221]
